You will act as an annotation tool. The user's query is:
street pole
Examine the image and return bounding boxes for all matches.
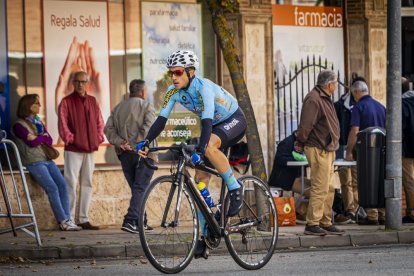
[385,0,402,230]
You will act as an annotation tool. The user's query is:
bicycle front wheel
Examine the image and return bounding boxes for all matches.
[224,175,278,270]
[138,175,198,274]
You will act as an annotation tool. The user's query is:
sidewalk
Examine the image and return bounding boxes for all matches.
[1,223,414,261]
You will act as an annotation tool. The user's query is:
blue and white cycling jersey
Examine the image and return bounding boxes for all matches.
[159,76,239,125]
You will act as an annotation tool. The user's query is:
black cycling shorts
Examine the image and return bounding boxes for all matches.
[212,107,247,151]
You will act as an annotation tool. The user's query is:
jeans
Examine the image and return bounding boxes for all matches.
[119,152,154,222]
[338,166,358,215]
[26,160,70,223]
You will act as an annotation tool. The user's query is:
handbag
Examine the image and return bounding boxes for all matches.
[274,197,296,226]
[41,144,60,160]
[24,120,60,160]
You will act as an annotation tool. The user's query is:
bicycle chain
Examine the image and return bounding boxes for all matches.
[204,225,221,249]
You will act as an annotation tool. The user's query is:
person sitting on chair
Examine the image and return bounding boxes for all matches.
[269,131,351,225]
[269,131,310,222]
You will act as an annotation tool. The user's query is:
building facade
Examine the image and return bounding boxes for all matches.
[0,0,412,229]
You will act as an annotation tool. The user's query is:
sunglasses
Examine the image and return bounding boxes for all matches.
[74,80,88,84]
[167,69,185,77]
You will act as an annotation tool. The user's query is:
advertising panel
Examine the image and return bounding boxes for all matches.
[43,0,110,145]
[142,2,203,146]
[272,4,345,139]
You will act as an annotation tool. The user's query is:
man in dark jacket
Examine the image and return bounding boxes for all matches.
[269,132,310,221]
[334,75,364,222]
[402,77,414,223]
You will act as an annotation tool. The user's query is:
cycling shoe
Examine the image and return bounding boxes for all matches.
[227,183,244,217]
[194,239,209,259]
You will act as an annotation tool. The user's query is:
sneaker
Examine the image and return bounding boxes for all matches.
[334,214,352,225]
[121,220,139,234]
[69,219,83,230]
[357,218,379,225]
[227,183,244,217]
[403,215,414,223]
[356,207,368,220]
[60,219,82,231]
[320,225,345,235]
[144,224,154,231]
[304,225,327,236]
[194,239,209,259]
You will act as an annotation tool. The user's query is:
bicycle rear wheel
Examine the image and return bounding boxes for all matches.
[224,175,278,270]
[138,175,198,274]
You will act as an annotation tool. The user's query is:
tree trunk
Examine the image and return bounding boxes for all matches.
[204,0,267,183]
[205,0,269,229]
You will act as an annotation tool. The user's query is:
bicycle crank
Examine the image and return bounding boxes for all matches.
[205,225,221,249]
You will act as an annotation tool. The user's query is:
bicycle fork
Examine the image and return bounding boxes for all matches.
[161,161,186,228]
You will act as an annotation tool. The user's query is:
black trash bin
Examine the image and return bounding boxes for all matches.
[355,127,386,208]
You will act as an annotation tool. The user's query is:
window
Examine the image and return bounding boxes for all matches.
[403,0,414,7]
[6,0,217,164]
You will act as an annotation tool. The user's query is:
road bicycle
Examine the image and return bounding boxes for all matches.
[138,143,278,274]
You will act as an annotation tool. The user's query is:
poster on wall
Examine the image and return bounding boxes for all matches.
[43,0,110,144]
[272,4,345,140]
[142,2,203,146]
[0,0,10,136]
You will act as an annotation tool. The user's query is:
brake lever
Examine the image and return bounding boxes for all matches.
[181,144,197,164]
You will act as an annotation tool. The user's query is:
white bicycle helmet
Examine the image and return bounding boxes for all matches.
[166,50,199,70]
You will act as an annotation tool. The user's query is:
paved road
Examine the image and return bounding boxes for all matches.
[1,245,413,275]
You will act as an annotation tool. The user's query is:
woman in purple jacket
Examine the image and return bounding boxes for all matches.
[13,94,81,231]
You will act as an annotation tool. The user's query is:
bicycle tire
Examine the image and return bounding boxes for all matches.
[224,175,278,270]
[138,175,199,274]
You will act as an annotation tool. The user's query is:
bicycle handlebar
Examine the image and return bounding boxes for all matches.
[139,143,197,170]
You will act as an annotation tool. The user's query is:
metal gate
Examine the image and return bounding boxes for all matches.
[0,130,42,246]
[274,55,347,143]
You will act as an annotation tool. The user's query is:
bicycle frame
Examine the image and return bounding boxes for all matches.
[145,144,228,239]
[183,167,226,239]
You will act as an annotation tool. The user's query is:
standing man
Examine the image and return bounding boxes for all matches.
[58,71,104,230]
[334,75,364,222]
[345,80,386,225]
[401,77,414,223]
[296,70,343,236]
[104,79,156,233]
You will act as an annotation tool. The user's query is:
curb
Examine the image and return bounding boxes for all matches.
[1,231,413,260]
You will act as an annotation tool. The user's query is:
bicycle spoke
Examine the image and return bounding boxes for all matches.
[225,176,278,270]
[139,176,198,273]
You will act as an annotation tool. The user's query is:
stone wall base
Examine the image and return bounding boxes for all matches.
[0,168,226,230]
